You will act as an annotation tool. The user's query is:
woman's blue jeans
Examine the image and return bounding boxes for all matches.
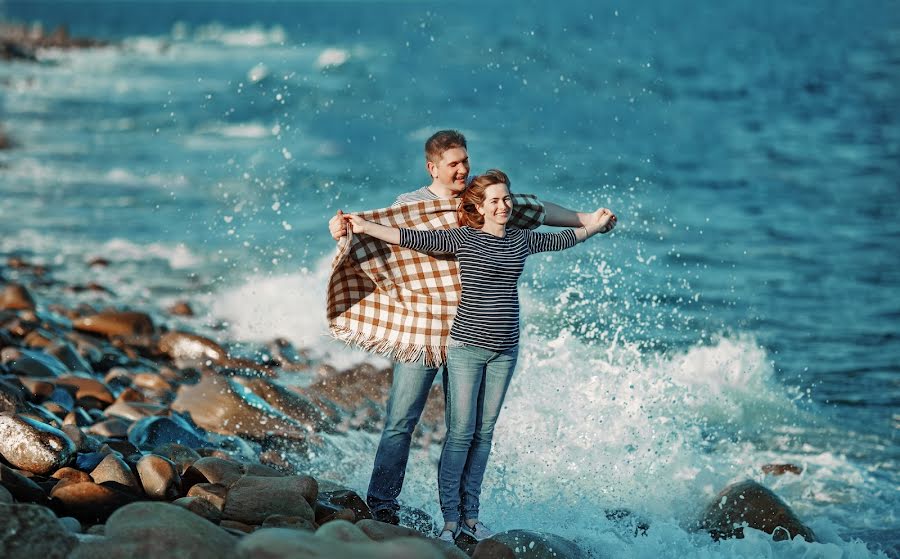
[438,342,519,523]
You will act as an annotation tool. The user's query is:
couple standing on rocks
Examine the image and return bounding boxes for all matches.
[326,130,617,544]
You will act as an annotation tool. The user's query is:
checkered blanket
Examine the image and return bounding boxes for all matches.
[326,194,545,366]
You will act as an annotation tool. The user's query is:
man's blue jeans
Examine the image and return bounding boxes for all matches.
[367,360,447,514]
[438,342,518,523]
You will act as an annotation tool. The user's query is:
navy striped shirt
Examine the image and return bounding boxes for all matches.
[399,227,578,352]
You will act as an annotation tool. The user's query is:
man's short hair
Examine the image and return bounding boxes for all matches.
[425,130,467,164]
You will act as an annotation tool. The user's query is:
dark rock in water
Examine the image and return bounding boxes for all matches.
[0,376,28,413]
[0,485,11,503]
[73,311,154,338]
[485,530,587,559]
[0,283,36,310]
[158,331,227,364]
[47,386,75,413]
[127,415,208,450]
[236,377,335,433]
[698,479,816,542]
[67,501,238,558]
[356,518,426,540]
[318,489,372,522]
[222,474,317,525]
[87,417,131,438]
[261,513,316,532]
[7,349,70,377]
[0,503,78,559]
[136,454,181,500]
[761,463,803,476]
[167,301,195,316]
[472,539,516,559]
[89,453,141,494]
[171,372,308,441]
[0,463,48,504]
[50,480,140,523]
[315,500,356,525]
[398,505,437,535]
[604,508,650,537]
[0,414,76,475]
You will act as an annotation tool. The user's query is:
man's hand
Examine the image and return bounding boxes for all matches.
[585,208,617,236]
[329,210,347,241]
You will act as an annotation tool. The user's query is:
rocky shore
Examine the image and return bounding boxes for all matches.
[1,23,108,62]
[0,254,821,558]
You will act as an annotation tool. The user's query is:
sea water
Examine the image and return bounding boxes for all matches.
[1,1,897,557]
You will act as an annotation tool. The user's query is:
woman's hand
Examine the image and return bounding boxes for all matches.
[343,214,369,234]
[585,208,617,236]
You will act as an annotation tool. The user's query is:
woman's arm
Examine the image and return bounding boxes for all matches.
[576,208,617,242]
[344,214,462,253]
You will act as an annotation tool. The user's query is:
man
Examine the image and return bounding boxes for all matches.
[328,130,601,525]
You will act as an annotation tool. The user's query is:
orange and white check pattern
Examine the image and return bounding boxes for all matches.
[326,195,545,366]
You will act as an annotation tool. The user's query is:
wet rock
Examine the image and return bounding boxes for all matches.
[315,501,356,525]
[127,415,208,450]
[55,375,115,408]
[486,531,587,559]
[0,283,36,310]
[73,311,154,338]
[237,377,335,433]
[131,372,172,393]
[52,467,93,484]
[318,489,372,522]
[222,474,317,525]
[235,527,447,559]
[0,463,49,504]
[698,479,816,542]
[0,485,12,503]
[87,417,131,438]
[50,481,140,523]
[0,414,76,475]
[61,424,97,453]
[47,386,75,413]
[104,400,164,421]
[472,539,516,559]
[172,495,222,524]
[58,515,82,534]
[89,453,141,494]
[76,451,113,472]
[182,456,243,489]
[136,454,181,500]
[761,463,803,476]
[7,349,70,377]
[68,501,238,559]
[158,331,226,364]
[261,513,316,532]
[152,442,201,474]
[221,519,256,534]
[171,373,308,441]
[187,482,228,510]
[24,329,54,348]
[0,503,78,559]
[0,377,28,413]
[356,519,427,540]
[46,341,93,374]
[18,376,57,399]
[167,301,194,316]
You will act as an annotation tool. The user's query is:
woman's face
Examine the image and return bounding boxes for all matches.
[476,183,513,227]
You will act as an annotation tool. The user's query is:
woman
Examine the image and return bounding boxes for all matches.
[345,169,616,542]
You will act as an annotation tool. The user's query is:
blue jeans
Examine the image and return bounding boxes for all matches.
[438,343,519,523]
[367,360,447,513]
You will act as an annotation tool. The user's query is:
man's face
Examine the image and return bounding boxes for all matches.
[428,147,470,193]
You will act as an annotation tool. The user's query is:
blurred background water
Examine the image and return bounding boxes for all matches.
[1,1,898,557]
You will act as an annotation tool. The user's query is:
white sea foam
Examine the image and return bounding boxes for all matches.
[100,238,200,270]
[207,256,388,369]
[191,22,287,47]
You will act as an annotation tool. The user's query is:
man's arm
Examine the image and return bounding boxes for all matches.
[543,201,592,228]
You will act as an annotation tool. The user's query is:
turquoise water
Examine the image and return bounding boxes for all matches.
[2,1,898,556]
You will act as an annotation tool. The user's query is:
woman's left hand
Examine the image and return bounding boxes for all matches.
[586,208,617,235]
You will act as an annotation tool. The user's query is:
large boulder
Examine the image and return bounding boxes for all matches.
[171,373,308,441]
[234,527,447,559]
[0,503,78,559]
[487,530,587,559]
[698,479,816,542]
[68,501,238,559]
[222,474,317,525]
[0,414,75,475]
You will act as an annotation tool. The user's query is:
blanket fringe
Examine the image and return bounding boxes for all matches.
[329,326,447,367]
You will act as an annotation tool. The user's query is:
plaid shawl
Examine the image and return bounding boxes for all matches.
[326,194,545,366]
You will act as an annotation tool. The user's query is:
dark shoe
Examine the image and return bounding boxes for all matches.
[372,508,400,525]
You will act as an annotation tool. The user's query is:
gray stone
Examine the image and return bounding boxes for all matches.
[0,503,78,559]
